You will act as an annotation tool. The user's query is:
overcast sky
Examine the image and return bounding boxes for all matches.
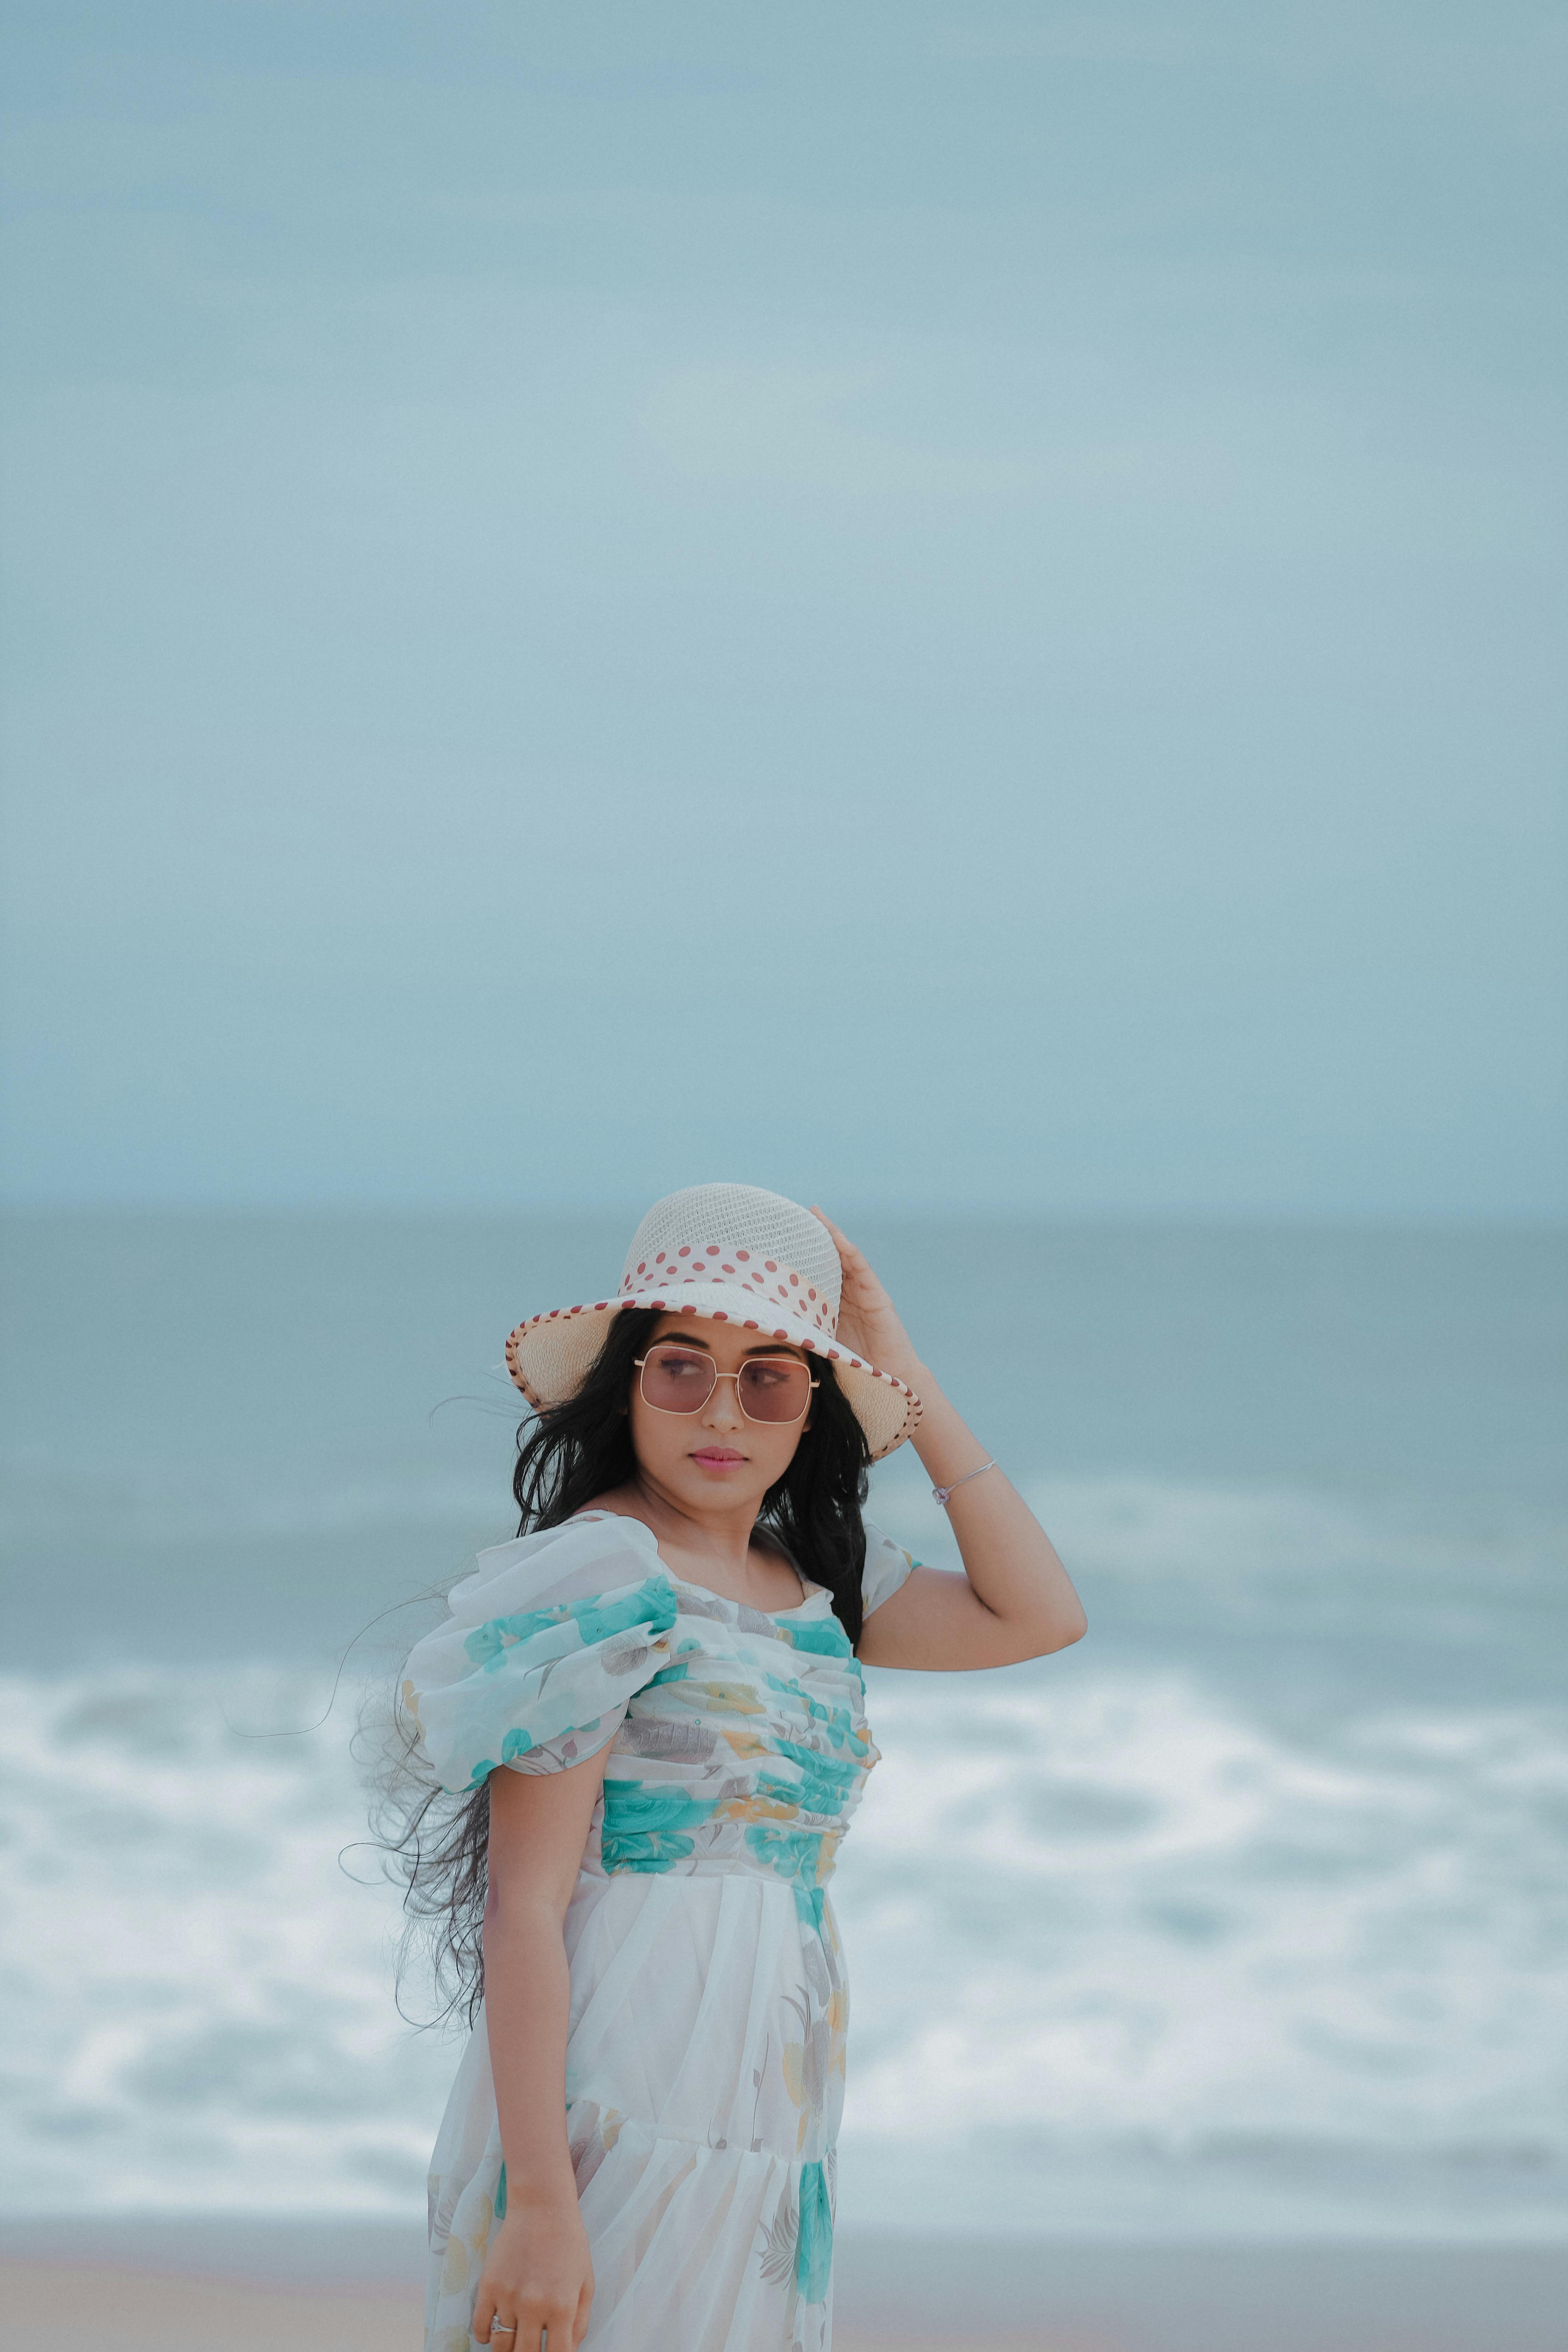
[2,2,1562,1215]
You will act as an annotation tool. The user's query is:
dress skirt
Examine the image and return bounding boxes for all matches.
[425,1863,846,2352]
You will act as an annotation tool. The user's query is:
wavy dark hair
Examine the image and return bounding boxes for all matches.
[376,1308,871,2025]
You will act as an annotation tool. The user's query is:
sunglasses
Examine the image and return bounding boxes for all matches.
[634,1342,819,1425]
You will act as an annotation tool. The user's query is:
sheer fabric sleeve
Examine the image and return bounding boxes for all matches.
[400,1516,678,1793]
[859,1515,921,1620]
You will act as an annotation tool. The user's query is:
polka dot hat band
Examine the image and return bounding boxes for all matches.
[504,1182,922,1461]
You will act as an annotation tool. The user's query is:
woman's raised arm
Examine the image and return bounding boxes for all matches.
[812,1211,1087,1673]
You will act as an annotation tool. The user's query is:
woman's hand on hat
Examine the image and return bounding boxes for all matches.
[810,1209,923,1385]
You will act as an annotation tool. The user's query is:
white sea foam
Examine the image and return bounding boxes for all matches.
[3,1629,1563,2236]
[0,1666,456,2217]
[836,1662,1568,2236]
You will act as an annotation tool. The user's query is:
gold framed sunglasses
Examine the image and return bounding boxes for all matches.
[634,1342,819,1425]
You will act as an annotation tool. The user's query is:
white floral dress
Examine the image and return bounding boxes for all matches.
[400,1510,917,2352]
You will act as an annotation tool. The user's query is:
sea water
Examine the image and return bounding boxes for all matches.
[2,1214,1563,2240]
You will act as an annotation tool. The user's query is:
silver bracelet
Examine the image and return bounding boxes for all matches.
[932,1459,997,1507]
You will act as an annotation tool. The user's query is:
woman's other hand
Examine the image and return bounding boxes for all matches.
[472,2188,595,2349]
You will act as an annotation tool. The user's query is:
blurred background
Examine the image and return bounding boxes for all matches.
[2,0,1564,2337]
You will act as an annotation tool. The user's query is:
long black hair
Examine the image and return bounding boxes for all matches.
[376,1307,871,2024]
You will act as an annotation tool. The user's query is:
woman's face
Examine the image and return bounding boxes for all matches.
[625,1312,813,1514]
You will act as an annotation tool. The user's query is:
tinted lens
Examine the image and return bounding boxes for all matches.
[641,1345,717,1413]
[737,1357,812,1422]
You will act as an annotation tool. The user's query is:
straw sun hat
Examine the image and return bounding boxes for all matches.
[505,1183,922,1461]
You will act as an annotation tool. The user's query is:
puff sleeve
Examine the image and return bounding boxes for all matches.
[860,1515,921,1619]
[401,1515,678,1794]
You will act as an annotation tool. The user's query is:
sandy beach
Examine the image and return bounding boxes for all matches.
[2,2222,1564,2352]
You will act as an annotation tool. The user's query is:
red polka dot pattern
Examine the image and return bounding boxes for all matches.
[607,1245,839,1335]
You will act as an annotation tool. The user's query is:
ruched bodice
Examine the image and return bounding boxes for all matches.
[590,1570,878,1920]
[402,1510,917,2352]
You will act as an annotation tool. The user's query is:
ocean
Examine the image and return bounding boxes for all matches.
[2,1212,1563,2244]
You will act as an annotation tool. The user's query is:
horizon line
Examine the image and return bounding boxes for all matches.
[2,1199,1564,1232]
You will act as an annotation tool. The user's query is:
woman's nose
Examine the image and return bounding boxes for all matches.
[701,1372,745,1429]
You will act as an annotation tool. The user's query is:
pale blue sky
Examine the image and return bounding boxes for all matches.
[2,2,1563,1213]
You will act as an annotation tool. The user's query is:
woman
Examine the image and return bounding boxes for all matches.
[396,1183,1085,2352]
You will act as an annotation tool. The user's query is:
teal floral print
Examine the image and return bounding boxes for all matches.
[795,2160,833,2300]
[462,1575,678,1670]
[766,1736,861,1813]
[743,1821,838,1930]
[775,1614,855,1660]
[599,1782,719,1871]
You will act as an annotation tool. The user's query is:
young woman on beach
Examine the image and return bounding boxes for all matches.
[394,1183,1086,2352]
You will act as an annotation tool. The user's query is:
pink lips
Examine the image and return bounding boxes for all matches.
[691,1448,745,1469]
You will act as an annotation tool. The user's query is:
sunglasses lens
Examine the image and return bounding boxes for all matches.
[737,1358,812,1422]
[642,1346,716,1413]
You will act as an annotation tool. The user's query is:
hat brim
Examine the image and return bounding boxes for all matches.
[505,1282,920,1462]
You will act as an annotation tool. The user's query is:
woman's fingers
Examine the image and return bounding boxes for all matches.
[809,1205,863,1268]
[469,2291,547,2347]
[811,1206,889,1308]
[479,2299,575,2350]
[812,1202,918,1377]
[471,2285,511,2345]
